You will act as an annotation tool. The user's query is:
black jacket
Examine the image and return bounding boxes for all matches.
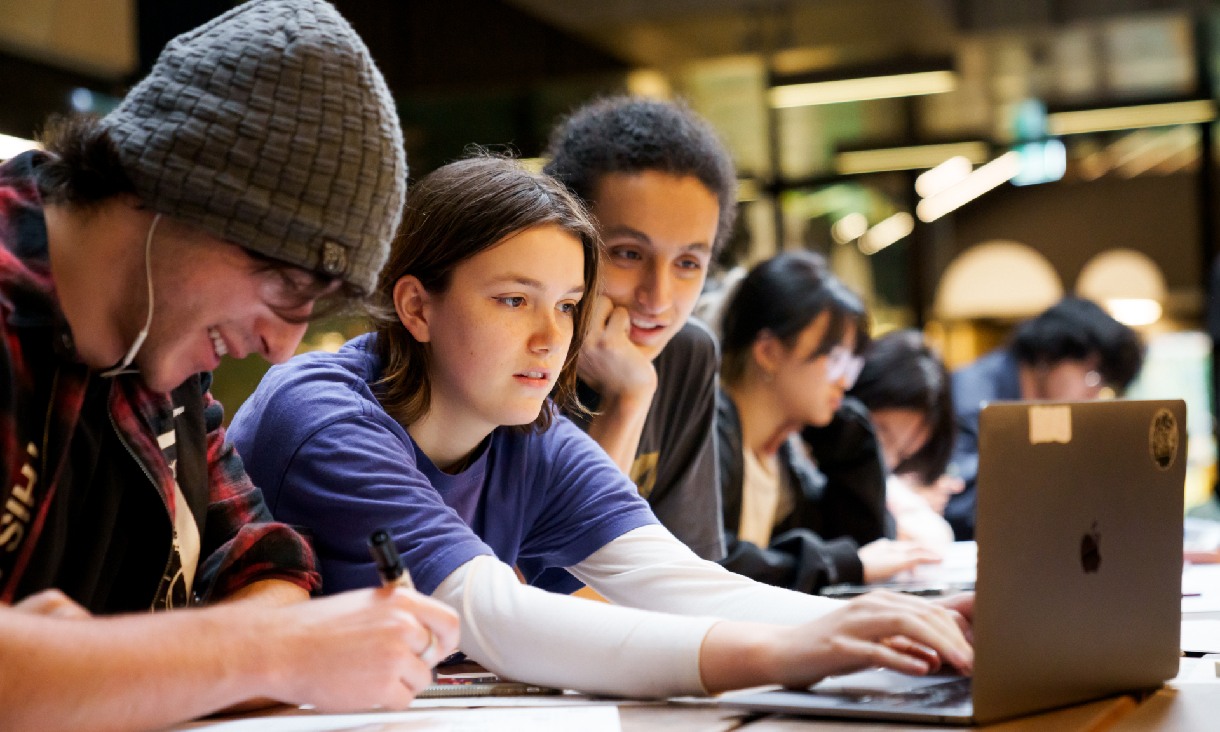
[716,390,892,593]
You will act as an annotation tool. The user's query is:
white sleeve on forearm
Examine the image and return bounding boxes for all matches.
[568,524,844,626]
[431,554,717,697]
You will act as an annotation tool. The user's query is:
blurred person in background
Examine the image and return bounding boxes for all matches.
[946,297,1144,539]
[715,252,939,594]
[849,329,961,547]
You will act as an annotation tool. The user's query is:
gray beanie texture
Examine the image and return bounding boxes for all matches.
[100,0,404,294]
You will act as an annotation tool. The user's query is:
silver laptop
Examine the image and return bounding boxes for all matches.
[721,399,1185,725]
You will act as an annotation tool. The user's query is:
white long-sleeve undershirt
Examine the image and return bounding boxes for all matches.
[430,524,844,697]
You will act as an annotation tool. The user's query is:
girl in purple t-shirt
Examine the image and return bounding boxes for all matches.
[231,155,975,699]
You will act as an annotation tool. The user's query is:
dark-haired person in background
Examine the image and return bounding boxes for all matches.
[849,329,961,547]
[945,297,1145,539]
[716,252,939,594]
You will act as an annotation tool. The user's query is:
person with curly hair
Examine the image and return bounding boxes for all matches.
[523,97,737,592]
[946,297,1144,539]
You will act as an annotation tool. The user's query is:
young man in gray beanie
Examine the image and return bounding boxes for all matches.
[0,1,457,728]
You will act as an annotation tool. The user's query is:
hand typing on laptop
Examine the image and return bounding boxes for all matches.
[700,589,974,693]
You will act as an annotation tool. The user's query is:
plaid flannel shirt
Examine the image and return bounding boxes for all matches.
[0,152,320,607]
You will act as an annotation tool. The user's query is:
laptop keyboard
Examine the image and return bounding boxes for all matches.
[818,676,973,709]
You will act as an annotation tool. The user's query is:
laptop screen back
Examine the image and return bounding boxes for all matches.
[971,399,1184,722]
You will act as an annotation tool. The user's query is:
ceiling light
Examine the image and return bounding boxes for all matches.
[934,241,1064,320]
[914,156,973,198]
[835,141,989,175]
[859,212,914,255]
[830,213,868,244]
[1047,100,1215,136]
[769,57,957,108]
[1105,299,1163,327]
[770,70,956,108]
[1076,249,1166,327]
[1114,126,1199,178]
[916,152,1020,223]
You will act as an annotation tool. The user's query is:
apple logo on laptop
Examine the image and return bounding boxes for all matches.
[1080,521,1102,573]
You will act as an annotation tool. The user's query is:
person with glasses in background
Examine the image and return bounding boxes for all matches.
[713,252,940,595]
[945,296,1144,540]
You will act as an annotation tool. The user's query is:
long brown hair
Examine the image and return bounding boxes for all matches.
[372,154,601,431]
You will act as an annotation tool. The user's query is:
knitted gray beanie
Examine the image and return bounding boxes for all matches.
[100,0,403,294]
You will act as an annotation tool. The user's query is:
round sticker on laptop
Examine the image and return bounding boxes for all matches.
[1148,408,1178,470]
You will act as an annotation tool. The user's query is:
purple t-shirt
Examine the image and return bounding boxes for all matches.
[228,334,658,595]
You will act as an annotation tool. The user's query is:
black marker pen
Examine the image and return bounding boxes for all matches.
[369,528,441,668]
[368,528,415,590]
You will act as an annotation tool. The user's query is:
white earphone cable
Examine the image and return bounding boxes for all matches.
[100,212,160,378]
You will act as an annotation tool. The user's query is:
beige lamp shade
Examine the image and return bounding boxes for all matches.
[934,240,1064,320]
[1076,249,1166,326]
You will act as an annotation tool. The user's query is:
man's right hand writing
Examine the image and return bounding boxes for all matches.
[264,587,459,711]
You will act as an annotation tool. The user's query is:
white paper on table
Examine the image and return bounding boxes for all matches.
[1172,655,1220,684]
[1183,563,1220,614]
[409,694,631,709]
[1181,620,1220,655]
[178,705,621,732]
[903,540,977,585]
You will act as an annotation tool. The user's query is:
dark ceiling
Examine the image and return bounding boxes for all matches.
[1,0,1215,173]
[0,0,632,173]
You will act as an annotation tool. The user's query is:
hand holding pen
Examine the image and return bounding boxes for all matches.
[368,528,445,667]
[242,547,460,711]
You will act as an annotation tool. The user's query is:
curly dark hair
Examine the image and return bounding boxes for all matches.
[34,113,136,206]
[1010,296,1144,390]
[543,96,738,253]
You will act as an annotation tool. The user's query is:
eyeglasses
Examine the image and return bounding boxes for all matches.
[824,346,865,387]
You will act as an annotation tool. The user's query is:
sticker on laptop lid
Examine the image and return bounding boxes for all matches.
[1029,405,1072,444]
[1149,408,1178,470]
